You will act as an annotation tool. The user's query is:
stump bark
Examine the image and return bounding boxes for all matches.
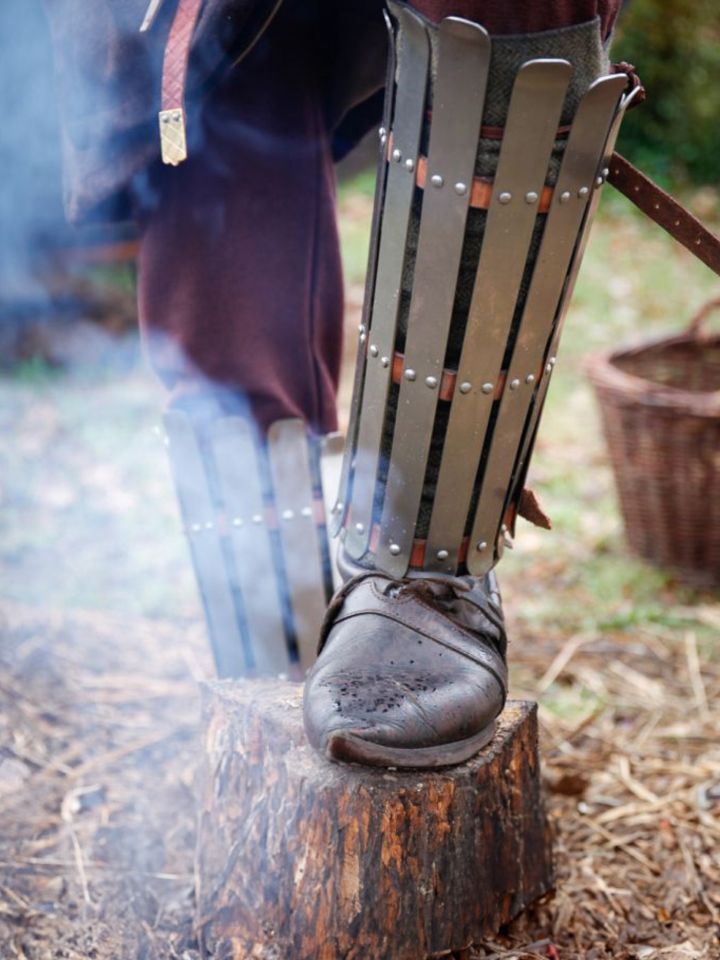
[196,680,554,960]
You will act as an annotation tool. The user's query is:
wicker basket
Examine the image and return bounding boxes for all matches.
[587,298,720,588]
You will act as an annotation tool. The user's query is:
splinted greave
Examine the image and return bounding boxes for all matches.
[165,409,341,677]
[332,2,636,580]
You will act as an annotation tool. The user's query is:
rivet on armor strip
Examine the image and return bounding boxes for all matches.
[191,523,202,533]
[430,174,444,188]
[404,369,417,382]
[360,334,367,345]
[355,522,365,534]
[252,513,263,524]
[436,549,449,561]
[481,382,493,394]
[381,356,390,368]
[459,381,472,394]
[498,191,512,204]
[405,158,415,172]
[526,374,535,385]
[578,186,590,198]
[173,111,181,122]
[392,148,402,162]
[358,324,366,335]
[369,345,379,357]
[560,191,571,203]
[602,167,610,178]
[550,356,557,366]
[301,507,312,518]
[282,509,294,521]
[161,115,170,124]
[378,126,387,141]
[545,363,552,374]
[525,191,538,204]
[232,517,243,527]
[425,376,438,389]
[510,379,520,390]
[389,543,401,556]
[595,176,604,187]
[454,182,468,196]
[501,524,508,534]
[476,540,488,552]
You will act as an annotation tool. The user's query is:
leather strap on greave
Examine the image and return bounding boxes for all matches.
[334,5,634,579]
[607,154,720,277]
[165,411,339,676]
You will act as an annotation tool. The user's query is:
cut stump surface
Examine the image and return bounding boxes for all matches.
[196,680,554,960]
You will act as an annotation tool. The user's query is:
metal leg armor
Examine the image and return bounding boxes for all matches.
[303,3,634,768]
[332,2,635,579]
[165,409,342,677]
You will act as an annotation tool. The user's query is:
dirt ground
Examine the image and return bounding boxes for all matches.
[1,199,719,958]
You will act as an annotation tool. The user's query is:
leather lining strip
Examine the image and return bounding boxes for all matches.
[369,523,470,569]
[386,135,555,213]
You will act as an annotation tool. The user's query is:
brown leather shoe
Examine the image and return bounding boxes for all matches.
[302,569,508,768]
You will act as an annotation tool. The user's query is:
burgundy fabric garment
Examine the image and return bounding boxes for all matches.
[137,1,345,433]
[411,0,620,38]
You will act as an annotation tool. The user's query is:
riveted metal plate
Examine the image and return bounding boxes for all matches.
[374,16,492,576]
[422,59,571,574]
[330,9,397,538]
[342,7,431,561]
[467,74,627,575]
[502,81,635,546]
[210,417,291,675]
[164,410,247,678]
[268,420,329,672]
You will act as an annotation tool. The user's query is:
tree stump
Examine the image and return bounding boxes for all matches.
[196,680,554,960]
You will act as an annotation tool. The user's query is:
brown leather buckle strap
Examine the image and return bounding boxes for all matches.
[367,525,471,570]
[608,152,720,277]
[158,0,205,165]
[386,135,555,213]
[385,349,547,403]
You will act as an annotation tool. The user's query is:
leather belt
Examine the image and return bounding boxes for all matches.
[157,0,205,166]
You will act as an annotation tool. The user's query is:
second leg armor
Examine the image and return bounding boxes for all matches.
[303,2,636,766]
[165,404,343,678]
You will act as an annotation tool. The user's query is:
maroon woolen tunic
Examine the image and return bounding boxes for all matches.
[136,0,620,432]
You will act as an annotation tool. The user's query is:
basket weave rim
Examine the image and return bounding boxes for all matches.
[585,330,720,418]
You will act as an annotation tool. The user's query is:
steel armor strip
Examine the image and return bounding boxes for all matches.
[330,8,397,538]
[210,417,291,673]
[502,85,639,546]
[423,59,572,575]
[268,419,330,672]
[164,410,247,677]
[343,5,431,561]
[374,16,492,576]
[467,74,627,575]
